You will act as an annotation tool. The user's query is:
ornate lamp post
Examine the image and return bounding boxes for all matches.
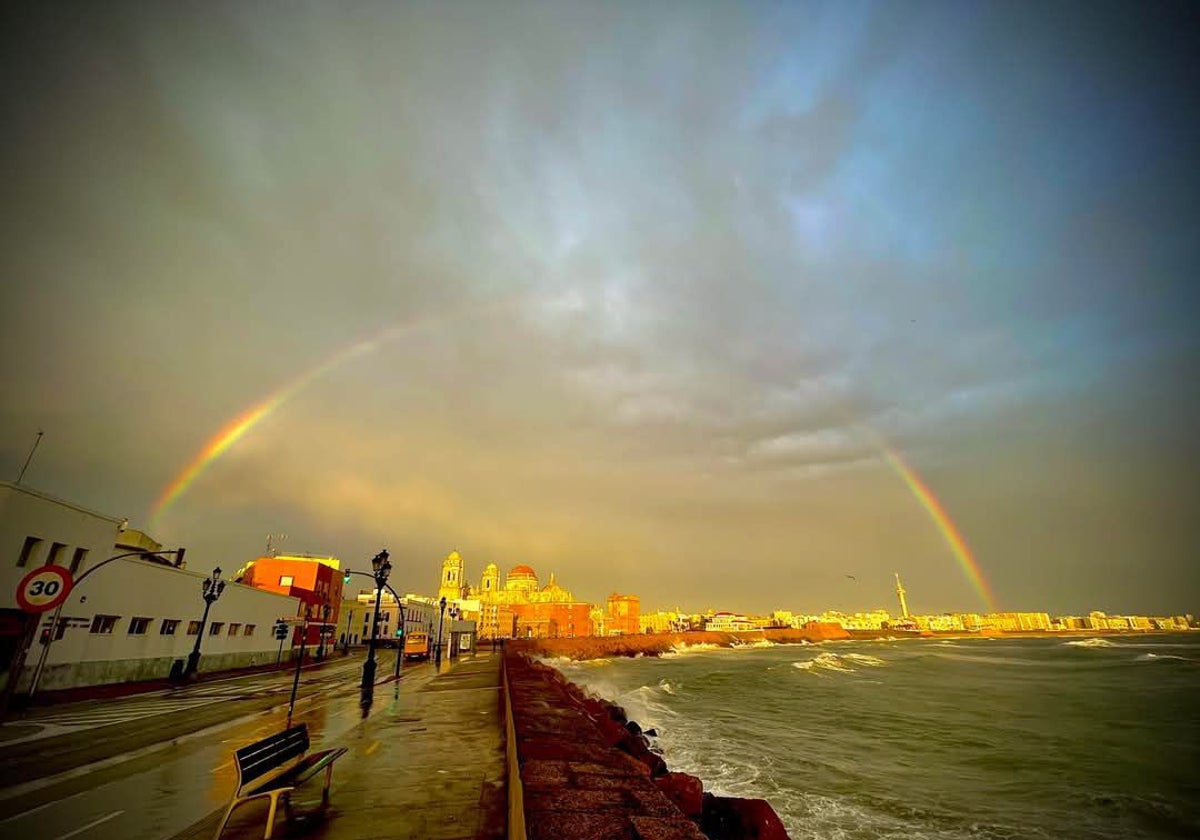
[435,596,448,666]
[184,567,225,677]
[360,549,391,690]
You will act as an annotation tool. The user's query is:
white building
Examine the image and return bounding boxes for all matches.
[2,481,299,692]
[704,611,756,632]
[337,591,442,647]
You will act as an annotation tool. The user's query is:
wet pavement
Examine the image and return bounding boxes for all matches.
[0,650,505,840]
[170,652,506,840]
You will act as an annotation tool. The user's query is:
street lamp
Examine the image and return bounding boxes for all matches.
[184,567,225,677]
[360,549,391,690]
[315,603,332,660]
[435,596,447,666]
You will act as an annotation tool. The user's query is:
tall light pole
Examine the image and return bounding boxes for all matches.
[185,567,225,677]
[360,549,391,690]
[435,596,447,666]
[315,602,331,660]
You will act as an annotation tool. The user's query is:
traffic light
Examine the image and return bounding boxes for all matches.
[395,626,404,638]
[343,570,352,585]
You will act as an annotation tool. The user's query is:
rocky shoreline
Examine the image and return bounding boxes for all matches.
[505,650,789,840]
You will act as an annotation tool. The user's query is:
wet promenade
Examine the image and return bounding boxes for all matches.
[170,652,506,840]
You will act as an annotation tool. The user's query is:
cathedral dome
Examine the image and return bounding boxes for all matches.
[505,564,539,592]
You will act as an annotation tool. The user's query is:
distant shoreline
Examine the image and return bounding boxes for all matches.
[508,626,1193,661]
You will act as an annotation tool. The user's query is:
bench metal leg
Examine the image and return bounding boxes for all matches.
[264,791,285,840]
[212,800,237,840]
[321,764,335,806]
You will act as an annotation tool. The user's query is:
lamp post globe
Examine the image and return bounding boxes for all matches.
[184,567,225,677]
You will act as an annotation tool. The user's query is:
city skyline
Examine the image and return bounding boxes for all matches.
[2,3,1197,616]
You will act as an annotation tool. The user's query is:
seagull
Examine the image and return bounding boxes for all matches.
[845,574,857,581]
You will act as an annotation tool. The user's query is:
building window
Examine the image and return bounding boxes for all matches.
[44,542,66,567]
[90,615,118,634]
[17,536,43,567]
[69,547,89,575]
[161,619,180,635]
[244,624,256,636]
[279,575,294,587]
[187,620,202,635]
[129,617,151,635]
[209,622,224,636]
[228,623,241,636]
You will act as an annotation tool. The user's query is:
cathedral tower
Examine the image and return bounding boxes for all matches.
[439,550,467,602]
[479,562,500,599]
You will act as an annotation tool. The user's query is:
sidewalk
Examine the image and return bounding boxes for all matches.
[172,652,507,840]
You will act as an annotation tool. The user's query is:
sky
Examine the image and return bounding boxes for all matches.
[2,1,1197,617]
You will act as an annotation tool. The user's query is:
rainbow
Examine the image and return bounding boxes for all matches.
[875,442,997,612]
[151,303,998,613]
[150,315,451,526]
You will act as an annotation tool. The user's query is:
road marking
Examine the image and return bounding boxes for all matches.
[0,788,89,824]
[52,810,123,840]
[212,760,232,772]
[364,740,379,756]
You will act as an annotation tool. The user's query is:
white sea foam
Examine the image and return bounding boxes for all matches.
[1135,652,1191,663]
[842,652,886,666]
[1064,638,1118,648]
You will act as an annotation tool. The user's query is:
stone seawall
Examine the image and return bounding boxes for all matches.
[505,652,790,840]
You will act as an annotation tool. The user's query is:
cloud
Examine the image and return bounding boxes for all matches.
[1,2,1197,614]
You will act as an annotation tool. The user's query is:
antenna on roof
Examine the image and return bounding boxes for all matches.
[15,429,43,485]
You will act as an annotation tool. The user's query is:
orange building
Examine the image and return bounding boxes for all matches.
[235,555,344,645]
[604,593,641,636]
[514,600,593,639]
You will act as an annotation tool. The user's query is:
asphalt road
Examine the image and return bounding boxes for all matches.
[0,649,427,840]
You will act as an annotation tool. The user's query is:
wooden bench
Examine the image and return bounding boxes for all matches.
[213,724,347,840]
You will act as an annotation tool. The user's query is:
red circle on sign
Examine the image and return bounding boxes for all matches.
[15,566,74,613]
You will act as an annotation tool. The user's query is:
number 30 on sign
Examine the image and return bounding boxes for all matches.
[15,566,73,613]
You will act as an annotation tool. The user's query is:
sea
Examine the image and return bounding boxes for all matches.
[548,634,1200,840]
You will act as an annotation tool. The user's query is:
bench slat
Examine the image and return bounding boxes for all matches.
[235,725,310,786]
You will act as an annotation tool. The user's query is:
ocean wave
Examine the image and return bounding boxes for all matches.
[668,642,721,656]
[1063,638,1117,648]
[792,652,885,673]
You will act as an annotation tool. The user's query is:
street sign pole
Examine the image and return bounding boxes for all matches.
[3,567,74,717]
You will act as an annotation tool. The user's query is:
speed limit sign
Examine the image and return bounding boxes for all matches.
[15,566,73,613]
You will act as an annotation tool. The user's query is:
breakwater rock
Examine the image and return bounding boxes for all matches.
[505,652,790,840]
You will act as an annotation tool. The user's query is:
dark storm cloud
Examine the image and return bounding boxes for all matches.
[1,1,1196,615]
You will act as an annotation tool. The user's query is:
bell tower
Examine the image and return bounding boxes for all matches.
[439,550,466,602]
[480,562,500,600]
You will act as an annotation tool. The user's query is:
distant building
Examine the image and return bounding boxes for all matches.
[704,611,755,632]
